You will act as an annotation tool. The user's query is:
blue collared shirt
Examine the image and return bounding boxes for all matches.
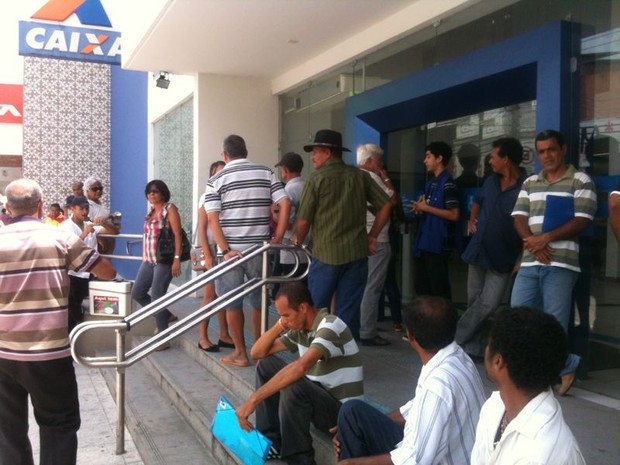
[461,172,525,273]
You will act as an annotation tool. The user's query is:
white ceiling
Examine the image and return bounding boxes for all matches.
[120,0,471,92]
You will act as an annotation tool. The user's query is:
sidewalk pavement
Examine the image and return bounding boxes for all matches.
[28,365,144,465]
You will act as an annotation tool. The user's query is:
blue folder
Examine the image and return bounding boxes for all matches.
[542,195,574,232]
[211,396,272,465]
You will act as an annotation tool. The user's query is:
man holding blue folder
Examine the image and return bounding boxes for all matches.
[510,130,597,396]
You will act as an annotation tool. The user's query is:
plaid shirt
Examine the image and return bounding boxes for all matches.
[143,203,169,264]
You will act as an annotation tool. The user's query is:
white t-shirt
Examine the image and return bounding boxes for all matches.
[281,176,310,265]
[60,219,103,279]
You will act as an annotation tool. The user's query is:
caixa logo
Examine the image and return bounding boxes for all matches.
[0,84,23,124]
[18,0,121,65]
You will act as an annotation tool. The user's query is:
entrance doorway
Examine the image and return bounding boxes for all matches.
[385,100,536,306]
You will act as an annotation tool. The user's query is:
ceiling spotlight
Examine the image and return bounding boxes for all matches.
[155,71,170,89]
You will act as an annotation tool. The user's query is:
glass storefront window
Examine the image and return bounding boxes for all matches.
[279,0,620,372]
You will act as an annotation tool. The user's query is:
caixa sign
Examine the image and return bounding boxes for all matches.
[0,84,23,124]
[18,0,121,65]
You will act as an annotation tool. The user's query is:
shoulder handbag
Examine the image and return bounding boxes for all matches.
[156,205,191,264]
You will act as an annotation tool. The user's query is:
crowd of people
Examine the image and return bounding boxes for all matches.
[0,127,599,465]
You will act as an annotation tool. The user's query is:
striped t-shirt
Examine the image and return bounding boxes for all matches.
[511,165,597,271]
[203,158,288,251]
[280,309,363,402]
[0,217,102,361]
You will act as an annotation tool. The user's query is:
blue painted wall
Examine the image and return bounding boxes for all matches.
[110,66,148,279]
[344,21,576,165]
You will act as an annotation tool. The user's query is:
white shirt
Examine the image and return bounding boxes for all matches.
[390,342,486,465]
[470,390,586,465]
[59,219,103,278]
[88,199,109,220]
[363,170,392,243]
[281,176,309,264]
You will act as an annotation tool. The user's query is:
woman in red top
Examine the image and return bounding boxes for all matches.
[131,180,183,349]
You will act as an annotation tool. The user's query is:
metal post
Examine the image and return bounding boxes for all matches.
[115,327,127,455]
[261,242,269,334]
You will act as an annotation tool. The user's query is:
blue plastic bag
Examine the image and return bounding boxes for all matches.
[211,396,272,465]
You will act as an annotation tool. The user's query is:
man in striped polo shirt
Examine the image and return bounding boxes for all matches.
[204,134,291,368]
[292,129,392,340]
[235,282,362,465]
[510,129,597,396]
[333,296,486,465]
[0,178,116,465]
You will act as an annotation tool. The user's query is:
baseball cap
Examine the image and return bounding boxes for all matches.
[275,152,304,173]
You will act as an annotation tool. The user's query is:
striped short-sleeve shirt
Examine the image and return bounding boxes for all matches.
[511,165,597,271]
[203,158,288,251]
[280,309,363,402]
[0,217,102,361]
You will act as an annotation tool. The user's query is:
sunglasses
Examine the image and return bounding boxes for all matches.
[147,189,160,194]
[90,186,103,192]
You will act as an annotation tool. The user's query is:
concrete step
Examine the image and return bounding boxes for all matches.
[115,334,289,465]
[100,357,218,465]
[174,332,336,465]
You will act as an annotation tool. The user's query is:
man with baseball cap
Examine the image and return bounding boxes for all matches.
[274,152,310,288]
[60,195,117,330]
[292,129,391,339]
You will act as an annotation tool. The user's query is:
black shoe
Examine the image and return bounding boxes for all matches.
[198,342,219,353]
[360,335,390,346]
[217,340,235,349]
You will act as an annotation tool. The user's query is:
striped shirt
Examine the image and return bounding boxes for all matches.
[280,309,363,402]
[0,217,101,362]
[391,342,486,465]
[297,159,390,265]
[203,158,288,251]
[511,165,597,271]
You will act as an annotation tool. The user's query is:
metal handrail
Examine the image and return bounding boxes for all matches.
[69,241,311,454]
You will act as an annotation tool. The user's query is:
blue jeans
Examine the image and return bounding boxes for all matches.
[132,261,173,331]
[308,258,368,339]
[511,265,581,375]
[337,399,403,460]
[455,264,512,356]
[360,242,391,339]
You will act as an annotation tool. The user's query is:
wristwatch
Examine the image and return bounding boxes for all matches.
[174,255,180,259]
[222,247,231,255]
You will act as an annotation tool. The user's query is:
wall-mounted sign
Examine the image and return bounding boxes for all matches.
[0,84,23,124]
[18,0,121,65]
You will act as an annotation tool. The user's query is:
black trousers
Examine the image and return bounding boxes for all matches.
[255,355,341,465]
[0,357,80,465]
[413,250,452,300]
[68,275,90,332]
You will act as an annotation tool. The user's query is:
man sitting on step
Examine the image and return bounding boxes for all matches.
[332,296,486,465]
[235,281,363,465]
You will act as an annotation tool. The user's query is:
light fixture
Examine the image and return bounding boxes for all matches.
[155,71,170,89]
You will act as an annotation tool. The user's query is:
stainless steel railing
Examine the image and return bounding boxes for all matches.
[70,241,311,454]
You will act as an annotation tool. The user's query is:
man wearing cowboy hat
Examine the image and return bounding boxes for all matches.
[292,129,391,339]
